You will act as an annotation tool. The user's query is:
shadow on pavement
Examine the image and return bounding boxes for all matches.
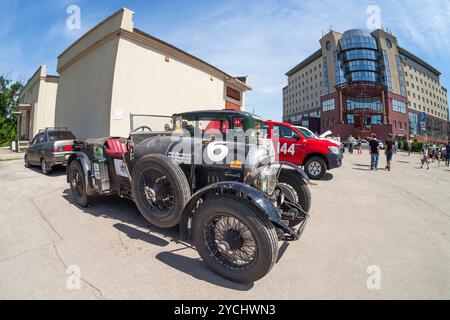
[276,241,290,263]
[352,167,371,171]
[320,173,333,181]
[114,223,170,247]
[27,164,67,177]
[62,189,253,290]
[353,163,371,167]
[155,250,254,291]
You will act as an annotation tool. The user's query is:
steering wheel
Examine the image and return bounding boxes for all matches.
[131,126,152,133]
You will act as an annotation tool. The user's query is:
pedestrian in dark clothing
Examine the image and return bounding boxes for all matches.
[369,133,380,171]
[385,133,394,171]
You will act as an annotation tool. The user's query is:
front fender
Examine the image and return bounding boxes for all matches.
[179,182,281,241]
[272,161,310,184]
[66,152,95,197]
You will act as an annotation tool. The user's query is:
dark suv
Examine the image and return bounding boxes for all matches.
[25,128,76,174]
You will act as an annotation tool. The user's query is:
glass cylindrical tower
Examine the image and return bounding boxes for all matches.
[339,29,381,84]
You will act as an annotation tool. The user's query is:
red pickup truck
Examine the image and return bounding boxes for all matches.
[263,121,343,180]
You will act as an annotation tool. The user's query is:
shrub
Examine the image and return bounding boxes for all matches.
[411,141,423,153]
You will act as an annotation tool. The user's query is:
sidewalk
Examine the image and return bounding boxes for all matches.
[0,147,25,161]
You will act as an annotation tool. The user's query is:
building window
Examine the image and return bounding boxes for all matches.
[226,87,241,101]
[333,51,346,85]
[322,57,329,95]
[385,38,393,48]
[371,115,382,124]
[347,97,383,112]
[382,50,393,91]
[346,114,355,124]
[393,120,397,128]
[396,55,406,96]
[392,100,406,113]
[323,98,335,112]
[409,112,418,135]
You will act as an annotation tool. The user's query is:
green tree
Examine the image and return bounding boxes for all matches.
[0,75,23,145]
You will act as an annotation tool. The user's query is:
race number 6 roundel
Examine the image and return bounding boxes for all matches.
[207,142,229,162]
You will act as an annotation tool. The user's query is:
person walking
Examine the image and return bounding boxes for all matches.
[436,148,442,167]
[385,133,394,171]
[357,137,362,155]
[369,133,380,171]
[445,141,450,167]
[421,143,430,170]
[408,139,412,156]
[431,144,437,163]
[348,135,355,154]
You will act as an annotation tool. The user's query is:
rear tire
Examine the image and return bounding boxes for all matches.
[192,196,278,283]
[41,159,51,175]
[132,154,191,228]
[305,156,326,180]
[68,160,91,207]
[278,171,311,227]
[24,155,31,168]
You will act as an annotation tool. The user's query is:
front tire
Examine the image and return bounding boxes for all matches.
[278,170,311,227]
[132,154,191,228]
[305,156,326,180]
[192,197,278,283]
[68,160,91,207]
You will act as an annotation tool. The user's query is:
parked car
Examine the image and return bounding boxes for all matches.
[263,121,343,180]
[25,128,75,174]
[66,110,311,283]
[378,140,385,150]
[359,140,370,149]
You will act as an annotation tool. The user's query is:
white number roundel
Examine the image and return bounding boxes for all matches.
[207,143,229,162]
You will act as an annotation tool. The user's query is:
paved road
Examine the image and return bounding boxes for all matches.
[0,152,449,299]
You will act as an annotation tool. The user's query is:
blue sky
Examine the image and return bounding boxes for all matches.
[1,0,449,121]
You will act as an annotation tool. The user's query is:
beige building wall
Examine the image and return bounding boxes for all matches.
[373,30,404,96]
[283,57,323,121]
[319,31,342,92]
[403,60,448,121]
[19,65,58,139]
[55,38,120,138]
[109,35,229,136]
[55,8,250,139]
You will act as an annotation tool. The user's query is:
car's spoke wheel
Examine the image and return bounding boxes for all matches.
[193,197,278,283]
[305,157,326,180]
[205,215,257,270]
[277,170,311,227]
[132,155,190,228]
[68,160,91,207]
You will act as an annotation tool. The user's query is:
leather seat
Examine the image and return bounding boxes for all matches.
[105,138,127,158]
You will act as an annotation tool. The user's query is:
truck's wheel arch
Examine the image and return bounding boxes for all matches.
[303,153,329,169]
[179,182,285,241]
[66,152,95,197]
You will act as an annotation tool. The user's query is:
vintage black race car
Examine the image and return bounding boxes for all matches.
[66,110,311,283]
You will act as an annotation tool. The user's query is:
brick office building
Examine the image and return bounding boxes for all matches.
[283,29,449,143]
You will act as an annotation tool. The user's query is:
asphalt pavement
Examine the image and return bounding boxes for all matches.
[0,151,449,299]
